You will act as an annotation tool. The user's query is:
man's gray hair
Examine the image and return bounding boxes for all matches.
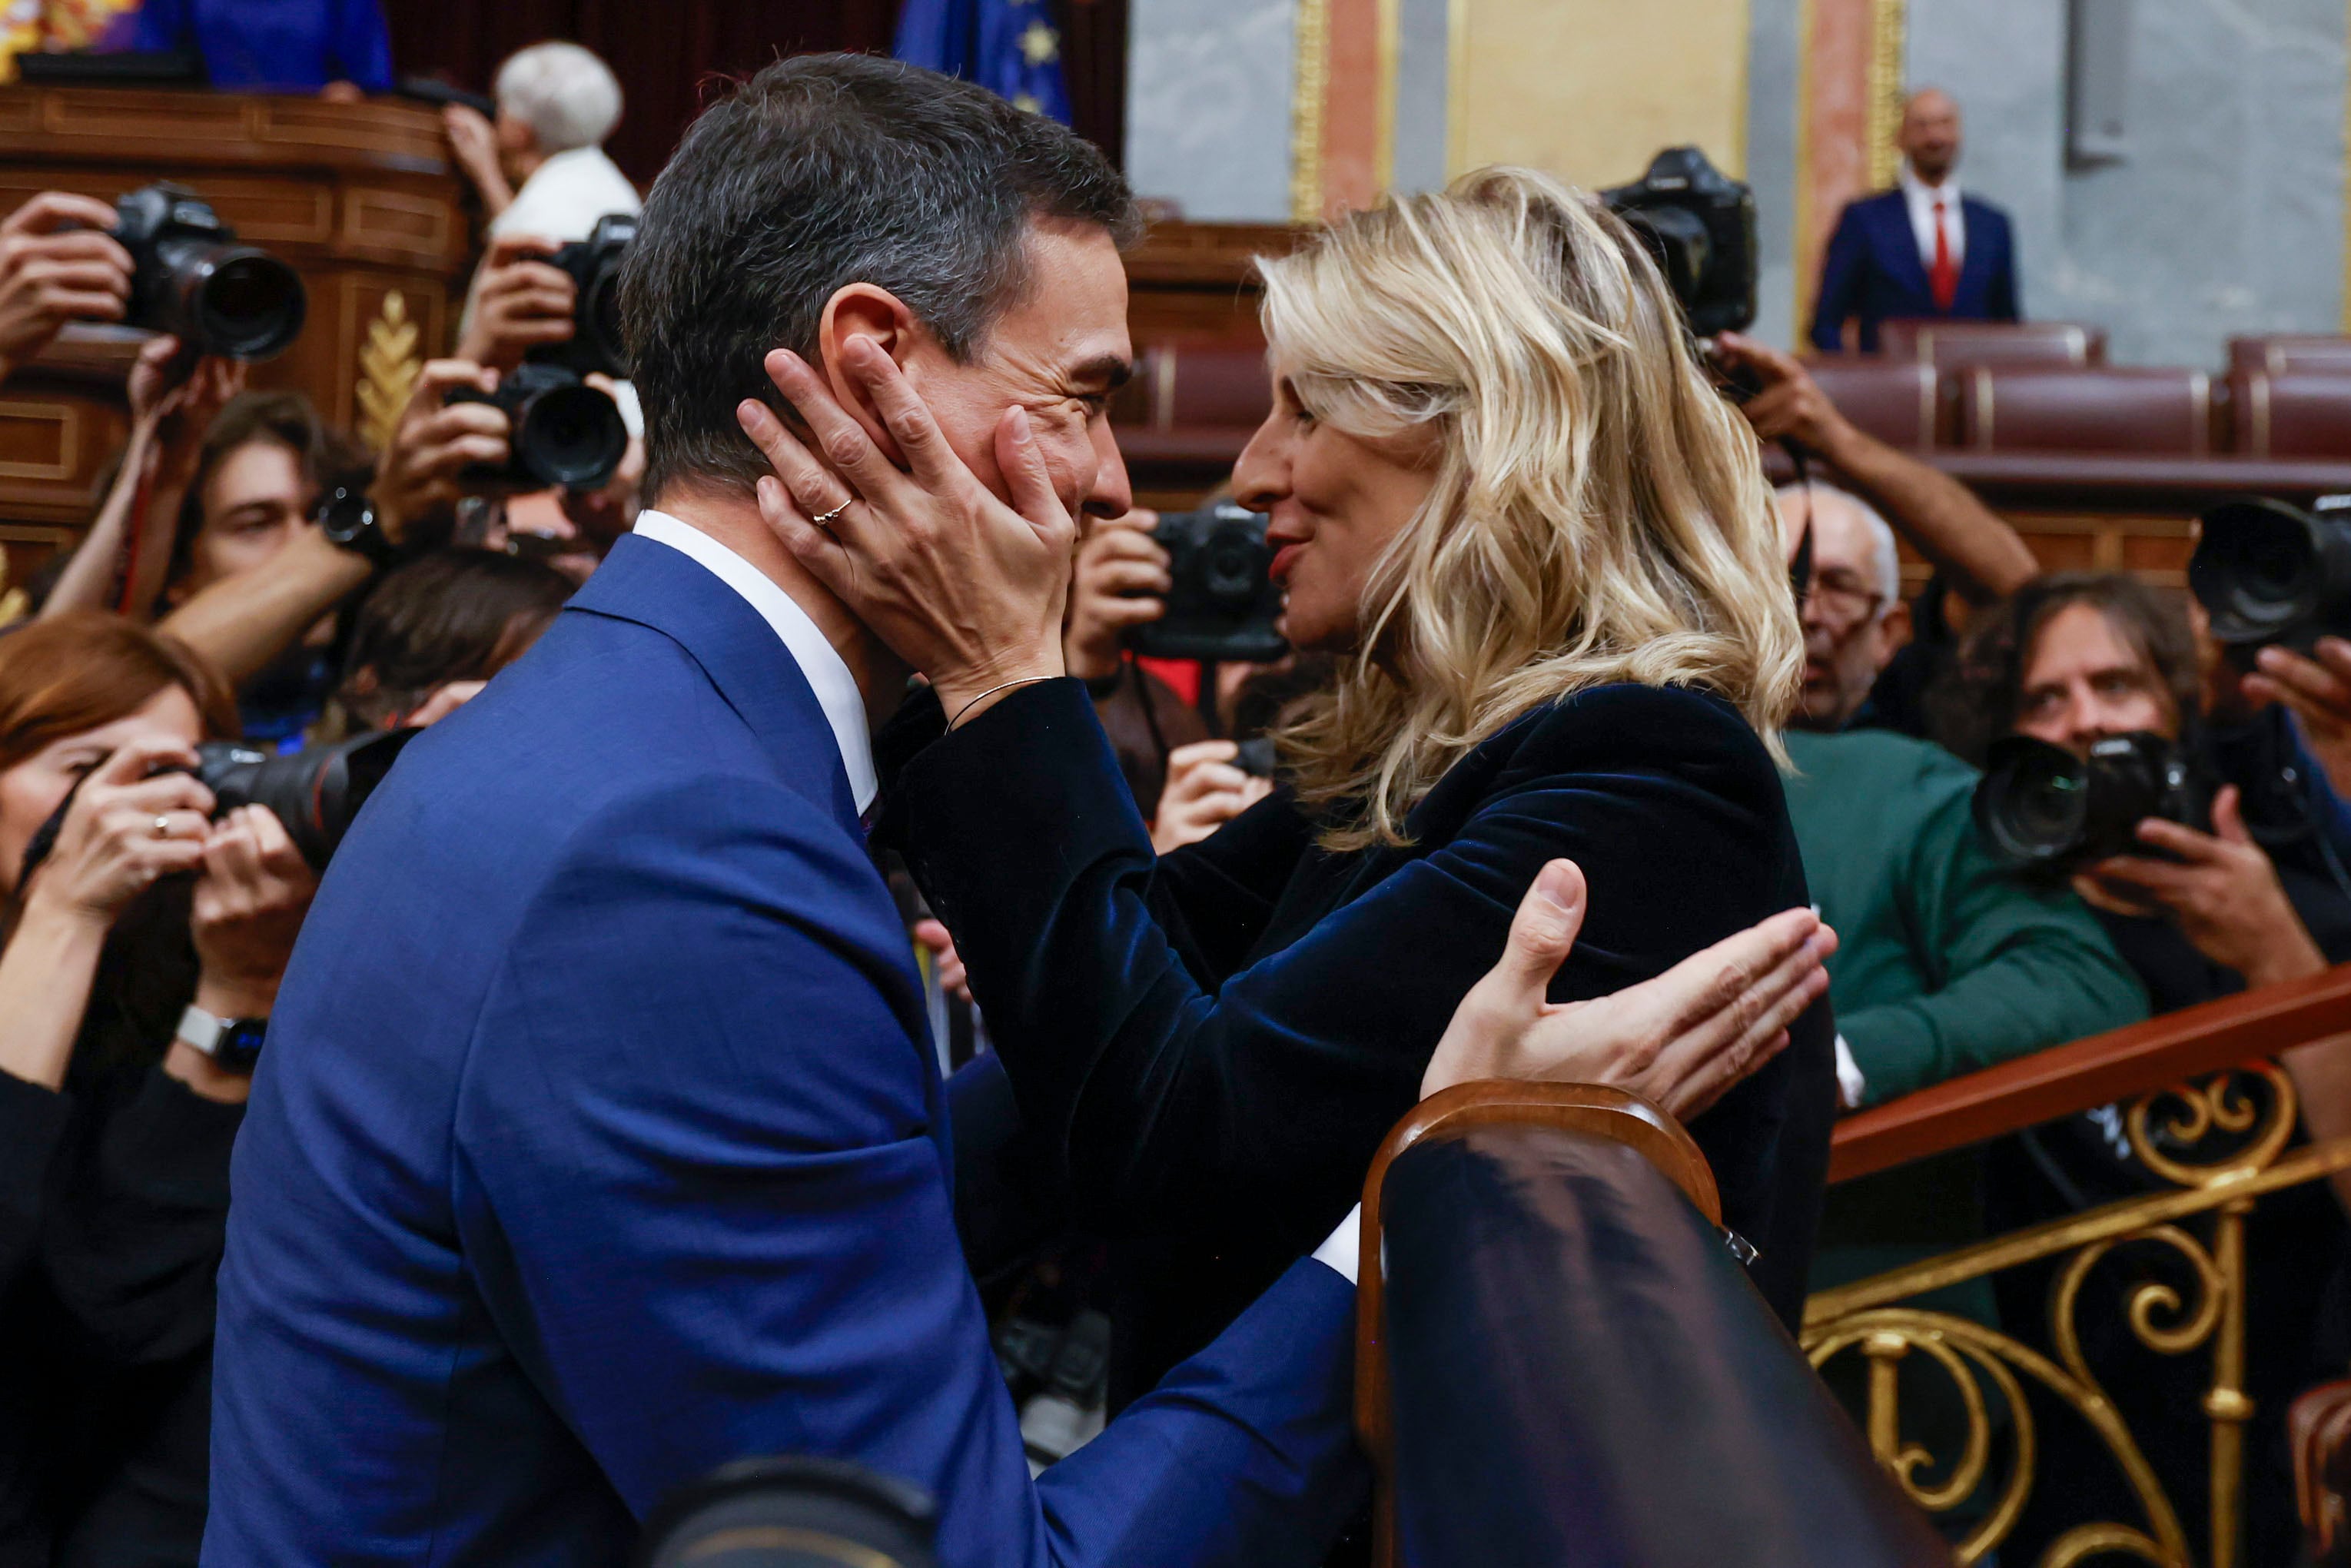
[1779,482,1902,610]
[495,42,623,155]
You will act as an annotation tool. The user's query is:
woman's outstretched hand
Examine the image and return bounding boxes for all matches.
[1423,859,1836,1119]
[736,341,1073,726]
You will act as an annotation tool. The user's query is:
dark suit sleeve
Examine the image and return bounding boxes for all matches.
[1988,210,2021,321]
[1811,204,1868,352]
[457,776,1363,1568]
[896,679,1813,1241]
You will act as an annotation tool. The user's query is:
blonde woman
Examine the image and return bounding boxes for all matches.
[740,167,1835,1392]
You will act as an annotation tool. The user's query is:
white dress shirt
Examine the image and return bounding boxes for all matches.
[490,145,642,243]
[1898,163,1965,276]
[632,509,878,815]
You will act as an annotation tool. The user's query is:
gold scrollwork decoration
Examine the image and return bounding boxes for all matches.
[1806,1307,2189,1566]
[354,288,422,453]
[2126,1065,2296,1190]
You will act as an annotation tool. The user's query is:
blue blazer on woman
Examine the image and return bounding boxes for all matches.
[202,533,1365,1567]
[1809,188,2020,353]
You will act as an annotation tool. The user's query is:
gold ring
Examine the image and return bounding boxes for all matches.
[154,814,171,838]
[809,500,852,527]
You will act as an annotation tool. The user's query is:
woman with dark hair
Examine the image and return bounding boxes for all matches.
[1933,571,2351,1564]
[327,547,573,734]
[0,613,315,1567]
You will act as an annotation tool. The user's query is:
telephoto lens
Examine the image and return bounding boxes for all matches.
[634,1458,938,1568]
[2189,495,2351,655]
[447,363,629,493]
[1973,731,2207,875]
[111,183,307,360]
[195,729,419,870]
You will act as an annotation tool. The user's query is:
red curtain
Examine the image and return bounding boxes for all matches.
[380,0,1126,188]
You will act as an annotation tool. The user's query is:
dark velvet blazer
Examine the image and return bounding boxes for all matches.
[886,676,1838,1390]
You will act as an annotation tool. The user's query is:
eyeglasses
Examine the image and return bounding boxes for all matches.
[1806,573,1888,633]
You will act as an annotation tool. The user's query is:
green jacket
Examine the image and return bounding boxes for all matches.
[1782,728,2148,1106]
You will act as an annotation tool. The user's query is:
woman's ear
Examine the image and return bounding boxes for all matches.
[815,284,919,464]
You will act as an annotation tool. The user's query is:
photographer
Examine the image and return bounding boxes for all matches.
[1935,571,2351,1564]
[443,42,637,240]
[0,613,309,1566]
[0,193,131,388]
[324,546,572,735]
[154,360,513,719]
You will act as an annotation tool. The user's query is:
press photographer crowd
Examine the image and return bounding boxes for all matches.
[0,18,2341,1568]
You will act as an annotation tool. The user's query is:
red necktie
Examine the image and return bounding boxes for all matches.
[1930,198,1958,312]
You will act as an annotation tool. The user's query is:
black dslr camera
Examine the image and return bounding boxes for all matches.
[1973,731,2210,875]
[195,729,418,871]
[447,360,629,493]
[2189,495,2351,656]
[111,182,307,360]
[539,211,635,380]
[1127,502,1287,663]
[1600,147,1758,337]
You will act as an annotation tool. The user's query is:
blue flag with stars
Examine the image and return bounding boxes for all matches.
[893,0,1071,124]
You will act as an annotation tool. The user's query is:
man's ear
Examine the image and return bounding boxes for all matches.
[815,284,919,466]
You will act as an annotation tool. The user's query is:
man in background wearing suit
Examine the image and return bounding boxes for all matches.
[1810,88,2021,353]
[201,53,1827,1568]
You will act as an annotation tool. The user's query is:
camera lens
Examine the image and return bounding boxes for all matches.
[192,250,307,361]
[1975,738,2089,869]
[1201,520,1270,610]
[2193,500,2320,646]
[515,382,629,491]
[582,261,630,377]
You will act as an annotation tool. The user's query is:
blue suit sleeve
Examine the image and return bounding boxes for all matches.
[457,776,1360,1568]
[333,0,394,89]
[127,0,188,51]
[1811,205,1868,352]
[1988,211,2021,321]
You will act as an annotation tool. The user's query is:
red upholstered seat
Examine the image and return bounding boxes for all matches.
[2230,336,2351,378]
[1878,319,2106,368]
[1801,356,1944,449]
[2233,372,2351,460]
[1954,366,2217,456]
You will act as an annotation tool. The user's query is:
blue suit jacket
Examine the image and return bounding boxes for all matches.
[1808,188,2019,353]
[204,533,1363,1566]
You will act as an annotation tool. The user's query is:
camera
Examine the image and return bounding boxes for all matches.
[1973,731,2209,875]
[1127,503,1287,664]
[635,1457,937,1568]
[2189,494,2351,655]
[447,360,629,493]
[195,728,419,871]
[111,183,307,360]
[1600,147,1757,337]
[538,211,636,380]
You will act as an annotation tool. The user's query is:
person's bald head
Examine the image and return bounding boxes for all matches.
[1777,484,1911,731]
[1898,88,1962,184]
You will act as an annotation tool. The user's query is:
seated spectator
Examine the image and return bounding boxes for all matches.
[0,613,304,1566]
[324,547,573,736]
[1778,485,2144,1109]
[443,42,639,240]
[1933,571,2351,1563]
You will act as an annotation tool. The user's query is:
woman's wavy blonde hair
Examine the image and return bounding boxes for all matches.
[1260,165,1802,850]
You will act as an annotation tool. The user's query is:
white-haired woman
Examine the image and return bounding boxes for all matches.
[739,167,1835,1397]
[443,39,637,240]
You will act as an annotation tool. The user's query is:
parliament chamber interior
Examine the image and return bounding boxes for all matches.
[0,2,2349,1567]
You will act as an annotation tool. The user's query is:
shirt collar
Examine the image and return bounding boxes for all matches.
[630,509,878,813]
[1900,163,1960,207]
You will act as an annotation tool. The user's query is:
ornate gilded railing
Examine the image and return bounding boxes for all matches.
[1801,965,2351,1567]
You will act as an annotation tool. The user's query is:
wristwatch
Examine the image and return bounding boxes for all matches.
[176,1005,267,1074]
[317,483,397,566]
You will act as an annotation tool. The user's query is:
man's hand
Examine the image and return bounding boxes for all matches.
[374,359,507,546]
[0,192,133,376]
[2082,785,2327,989]
[911,919,970,1003]
[2246,638,2351,800]
[1066,510,1170,680]
[1422,859,1835,1118]
[456,234,576,370]
[1713,331,1854,457]
[443,104,515,216]
[1151,740,1273,854]
[738,340,1074,726]
[126,332,247,433]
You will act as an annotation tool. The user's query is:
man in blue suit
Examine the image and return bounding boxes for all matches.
[1809,88,2021,353]
[199,54,1832,1568]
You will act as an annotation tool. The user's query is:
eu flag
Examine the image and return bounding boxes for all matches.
[894,0,1072,125]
